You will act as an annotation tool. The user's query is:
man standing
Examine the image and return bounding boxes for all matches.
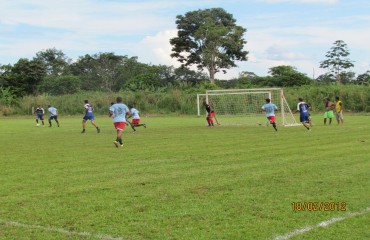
[296,97,311,131]
[81,100,100,133]
[335,96,344,125]
[324,98,335,125]
[48,105,60,127]
[109,97,131,148]
[262,98,278,132]
[35,105,45,126]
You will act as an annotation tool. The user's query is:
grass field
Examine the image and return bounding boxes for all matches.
[0,114,369,240]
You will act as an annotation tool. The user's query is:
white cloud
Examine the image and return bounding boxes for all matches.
[257,0,337,3]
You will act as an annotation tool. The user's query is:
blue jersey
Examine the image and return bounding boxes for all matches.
[262,103,278,117]
[84,103,94,117]
[109,103,129,123]
[297,102,310,117]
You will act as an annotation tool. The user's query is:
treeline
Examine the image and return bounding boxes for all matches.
[3,85,370,117]
[1,48,370,99]
[1,48,369,116]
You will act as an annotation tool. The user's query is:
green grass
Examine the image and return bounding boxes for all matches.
[0,114,369,240]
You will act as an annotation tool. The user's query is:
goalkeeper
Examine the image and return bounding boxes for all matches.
[204,101,216,126]
[261,98,278,132]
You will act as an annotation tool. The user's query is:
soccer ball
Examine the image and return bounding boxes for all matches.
[36,123,40,127]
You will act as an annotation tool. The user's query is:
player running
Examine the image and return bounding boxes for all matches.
[48,105,60,127]
[127,104,146,132]
[109,97,131,148]
[295,97,311,131]
[35,105,45,126]
[81,100,100,133]
[261,98,278,132]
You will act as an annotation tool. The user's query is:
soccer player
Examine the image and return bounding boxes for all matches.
[335,96,344,125]
[127,104,146,132]
[204,101,216,126]
[81,100,100,133]
[324,98,335,125]
[47,105,60,127]
[295,97,311,131]
[109,97,131,148]
[35,105,45,126]
[261,98,278,132]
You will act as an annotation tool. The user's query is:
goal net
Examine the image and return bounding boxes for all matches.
[197,88,300,126]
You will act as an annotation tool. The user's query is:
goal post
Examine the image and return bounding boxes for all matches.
[197,88,300,126]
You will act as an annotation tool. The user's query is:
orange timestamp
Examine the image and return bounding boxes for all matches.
[291,201,347,211]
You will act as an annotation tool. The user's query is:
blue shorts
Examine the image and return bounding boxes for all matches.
[300,115,310,123]
[83,115,95,121]
[36,114,44,120]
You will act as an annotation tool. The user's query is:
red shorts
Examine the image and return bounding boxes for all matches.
[114,122,126,131]
[267,116,276,123]
[132,119,140,125]
[208,112,215,118]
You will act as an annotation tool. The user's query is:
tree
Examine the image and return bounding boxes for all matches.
[38,75,82,95]
[170,8,248,84]
[5,58,46,96]
[71,53,132,91]
[319,40,354,84]
[356,70,370,85]
[267,65,312,87]
[34,48,71,76]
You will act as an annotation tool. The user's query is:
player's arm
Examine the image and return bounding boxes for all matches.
[126,111,132,119]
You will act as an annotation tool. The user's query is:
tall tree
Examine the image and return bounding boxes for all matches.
[267,65,312,87]
[170,8,248,83]
[319,40,354,84]
[34,48,71,76]
[7,58,46,96]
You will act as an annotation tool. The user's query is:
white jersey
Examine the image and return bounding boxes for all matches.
[130,107,140,119]
[48,107,57,116]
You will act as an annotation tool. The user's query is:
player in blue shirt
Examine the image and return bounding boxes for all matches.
[81,100,100,133]
[47,105,60,127]
[262,98,278,132]
[109,97,131,148]
[295,97,311,131]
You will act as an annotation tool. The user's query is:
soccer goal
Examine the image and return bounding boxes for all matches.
[197,88,300,126]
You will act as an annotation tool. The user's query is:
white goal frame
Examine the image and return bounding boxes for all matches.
[197,88,300,126]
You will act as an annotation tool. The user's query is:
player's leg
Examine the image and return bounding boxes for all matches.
[82,119,87,133]
[55,116,60,127]
[48,116,52,127]
[132,119,146,129]
[113,122,124,147]
[206,115,211,126]
[268,117,277,132]
[90,119,100,133]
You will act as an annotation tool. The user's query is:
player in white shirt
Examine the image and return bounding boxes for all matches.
[127,104,147,132]
[109,97,131,148]
[81,100,100,133]
[47,105,60,127]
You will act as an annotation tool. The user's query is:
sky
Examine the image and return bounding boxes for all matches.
[1,0,369,79]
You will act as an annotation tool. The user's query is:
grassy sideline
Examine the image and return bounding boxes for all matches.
[0,114,369,240]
